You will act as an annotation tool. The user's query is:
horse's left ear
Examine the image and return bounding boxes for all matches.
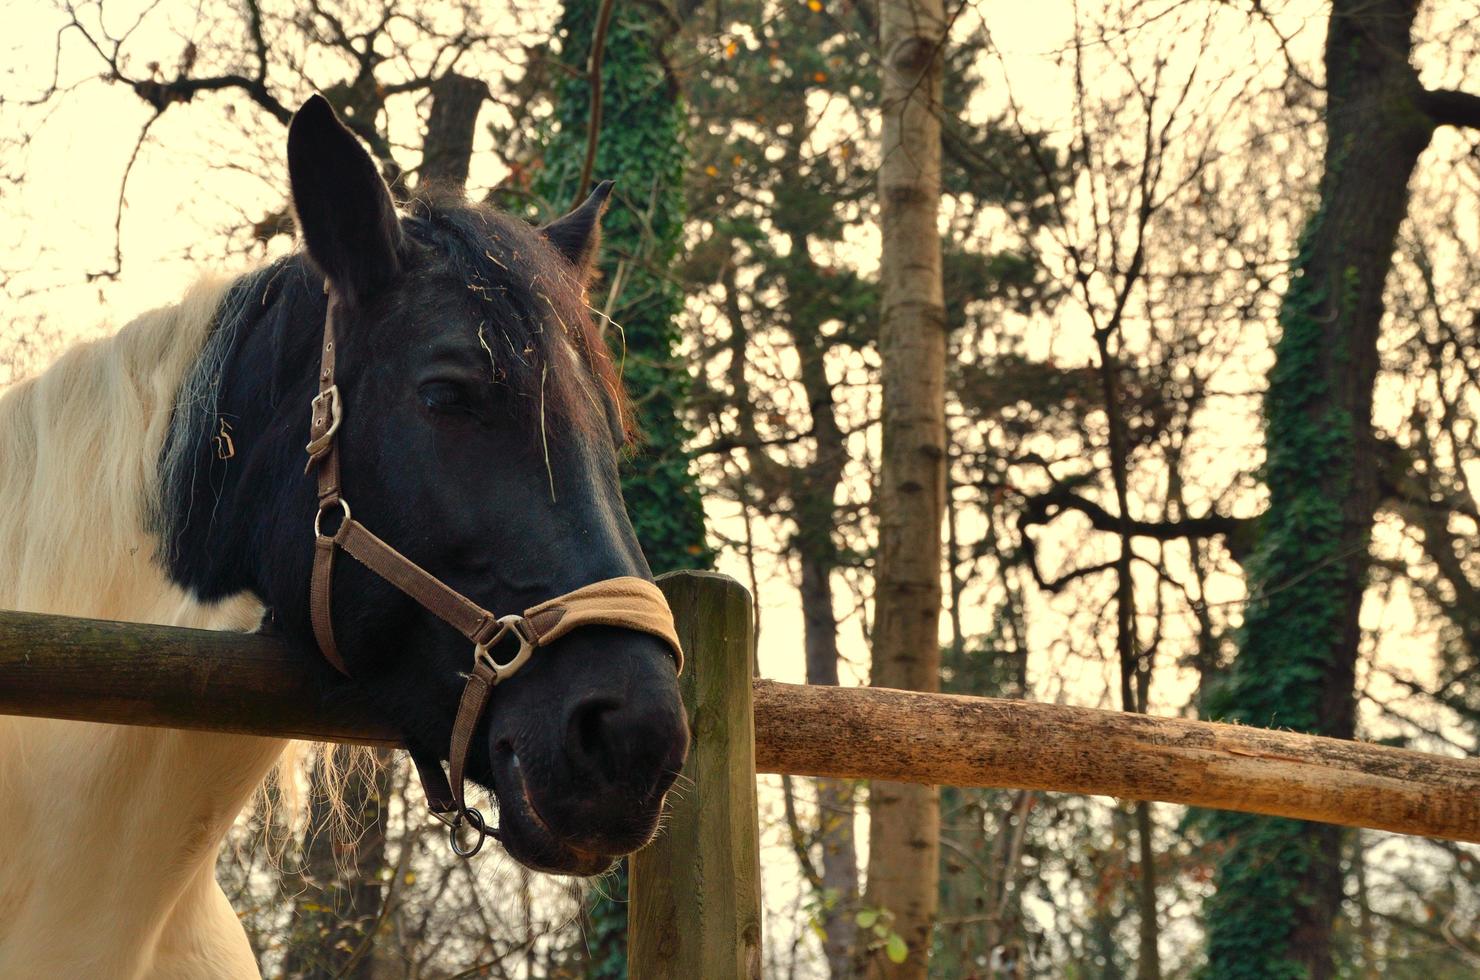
[287,94,403,304]
[540,181,613,281]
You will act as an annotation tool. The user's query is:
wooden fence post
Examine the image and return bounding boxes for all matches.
[630,570,762,979]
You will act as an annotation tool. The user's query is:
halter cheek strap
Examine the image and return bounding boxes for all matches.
[304,288,683,857]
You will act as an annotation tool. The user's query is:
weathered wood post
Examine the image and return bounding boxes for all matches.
[630,570,762,978]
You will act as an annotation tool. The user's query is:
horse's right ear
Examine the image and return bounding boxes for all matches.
[287,94,402,304]
[540,181,613,282]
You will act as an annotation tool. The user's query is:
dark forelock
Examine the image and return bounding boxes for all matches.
[400,188,631,445]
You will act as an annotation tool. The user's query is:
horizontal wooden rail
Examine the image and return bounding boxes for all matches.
[753,681,1479,843]
[0,609,399,745]
[1,607,1476,842]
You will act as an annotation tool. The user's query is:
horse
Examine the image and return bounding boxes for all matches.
[0,95,689,978]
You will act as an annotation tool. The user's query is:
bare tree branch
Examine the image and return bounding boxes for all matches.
[575,0,617,203]
[1417,87,1480,131]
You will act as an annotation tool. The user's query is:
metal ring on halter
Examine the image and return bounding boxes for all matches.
[313,497,351,539]
[473,614,536,684]
[433,806,492,858]
[450,807,490,857]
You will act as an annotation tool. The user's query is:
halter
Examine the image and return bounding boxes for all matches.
[304,287,683,857]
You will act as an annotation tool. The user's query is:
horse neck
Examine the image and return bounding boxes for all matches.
[0,277,287,965]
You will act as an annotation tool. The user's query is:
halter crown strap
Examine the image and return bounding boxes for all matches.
[303,287,683,856]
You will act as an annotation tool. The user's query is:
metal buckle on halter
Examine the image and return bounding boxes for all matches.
[473,615,537,684]
[431,805,492,858]
[304,384,342,458]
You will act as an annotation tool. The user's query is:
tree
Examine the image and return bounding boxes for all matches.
[530,0,708,576]
[678,2,880,970]
[865,0,947,974]
[948,5,1311,973]
[529,0,712,974]
[1203,2,1480,977]
[1,0,533,272]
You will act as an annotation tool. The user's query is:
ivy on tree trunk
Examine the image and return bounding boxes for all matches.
[533,0,711,975]
[1202,2,1441,976]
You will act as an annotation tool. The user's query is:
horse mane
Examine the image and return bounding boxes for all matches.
[0,275,257,630]
[0,271,365,853]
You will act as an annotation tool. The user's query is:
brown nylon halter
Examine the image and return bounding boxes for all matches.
[304,287,683,856]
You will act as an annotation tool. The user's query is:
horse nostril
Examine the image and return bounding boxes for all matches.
[567,695,623,773]
[563,691,688,801]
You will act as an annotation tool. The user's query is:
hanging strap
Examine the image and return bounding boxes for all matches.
[302,287,682,856]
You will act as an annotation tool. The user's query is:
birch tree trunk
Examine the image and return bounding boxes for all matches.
[864,0,947,975]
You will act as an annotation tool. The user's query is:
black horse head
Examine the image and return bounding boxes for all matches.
[158,95,689,875]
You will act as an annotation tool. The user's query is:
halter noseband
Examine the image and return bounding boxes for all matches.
[304,287,683,857]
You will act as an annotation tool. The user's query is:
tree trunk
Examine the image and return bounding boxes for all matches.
[419,73,489,187]
[1204,2,1439,976]
[865,0,947,975]
[532,2,707,975]
[721,222,861,970]
[1093,236,1162,980]
[801,554,862,975]
[782,131,862,967]
[1132,801,1160,980]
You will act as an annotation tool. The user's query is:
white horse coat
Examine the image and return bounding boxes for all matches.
[0,279,284,978]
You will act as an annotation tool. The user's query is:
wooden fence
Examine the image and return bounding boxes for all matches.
[2,570,1477,978]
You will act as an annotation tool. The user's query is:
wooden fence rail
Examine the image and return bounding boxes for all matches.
[0,576,1476,844]
[4,570,1479,978]
[0,577,1474,846]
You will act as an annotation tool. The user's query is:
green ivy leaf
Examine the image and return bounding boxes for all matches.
[885,932,908,964]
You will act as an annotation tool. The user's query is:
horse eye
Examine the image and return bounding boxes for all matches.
[419,380,475,413]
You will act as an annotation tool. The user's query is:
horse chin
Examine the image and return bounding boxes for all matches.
[489,747,621,877]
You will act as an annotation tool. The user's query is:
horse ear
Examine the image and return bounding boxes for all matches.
[540,181,613,280]
[287,94,402,303]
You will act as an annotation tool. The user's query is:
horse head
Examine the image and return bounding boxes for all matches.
[159,95,689,875]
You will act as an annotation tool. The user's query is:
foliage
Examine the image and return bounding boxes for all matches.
[1198,192,1355,980]
[530,0,712,973]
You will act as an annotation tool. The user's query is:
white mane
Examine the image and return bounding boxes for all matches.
[0,276,239,619]
[0,276,284,978]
